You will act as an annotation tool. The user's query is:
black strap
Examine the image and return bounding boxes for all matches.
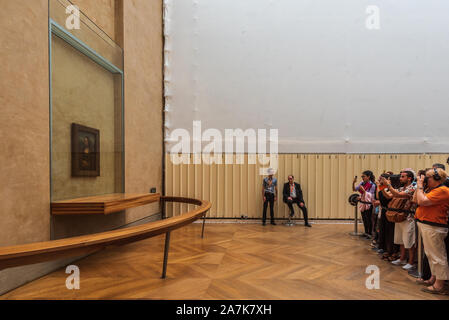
[415,218,448,229]
[359,200,372,205]
[382,206,414,214]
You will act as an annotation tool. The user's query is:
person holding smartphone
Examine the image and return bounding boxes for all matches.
[353,171,377,239]
[375,173,398,261]
[380,171,417,270]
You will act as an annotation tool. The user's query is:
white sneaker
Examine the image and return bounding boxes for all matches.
[402,263,415,270]
[391,258,407,265]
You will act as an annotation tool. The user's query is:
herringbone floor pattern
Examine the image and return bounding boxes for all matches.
[2,222,448,300]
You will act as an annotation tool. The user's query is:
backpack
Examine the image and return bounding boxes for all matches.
[385,196,415,223]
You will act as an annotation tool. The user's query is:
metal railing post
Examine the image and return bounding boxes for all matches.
[161,231,171,279]
[201,211,207,238]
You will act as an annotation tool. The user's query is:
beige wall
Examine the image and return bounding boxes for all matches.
[73,0,116,42]
[165,153,449,220]
[123,0,163,223]
[0,0,164,294]
[0,0,50,246]
[0,0,52,296]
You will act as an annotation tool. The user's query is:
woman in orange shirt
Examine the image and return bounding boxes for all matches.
[415,168,449,295]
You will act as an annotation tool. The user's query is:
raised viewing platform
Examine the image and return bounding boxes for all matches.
[50,193,161,215]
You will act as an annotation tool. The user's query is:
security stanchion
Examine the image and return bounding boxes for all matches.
[349,204,364,236]
[348,193,364,236]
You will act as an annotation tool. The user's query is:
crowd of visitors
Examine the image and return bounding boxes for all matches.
[354,160,449,295]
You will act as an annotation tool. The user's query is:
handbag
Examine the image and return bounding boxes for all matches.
[385,197,414,223]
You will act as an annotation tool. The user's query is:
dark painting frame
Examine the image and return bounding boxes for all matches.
[71,123,100,177]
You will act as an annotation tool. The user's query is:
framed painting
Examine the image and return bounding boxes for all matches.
[71,123,100,177]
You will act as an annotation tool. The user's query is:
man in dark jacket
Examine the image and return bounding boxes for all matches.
[283,175,311,227]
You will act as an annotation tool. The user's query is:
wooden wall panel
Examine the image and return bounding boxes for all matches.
[165,154,448,219]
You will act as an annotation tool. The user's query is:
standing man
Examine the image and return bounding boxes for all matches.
[380,170,417,270]
[262,168,278,226]
[283,175,311,227]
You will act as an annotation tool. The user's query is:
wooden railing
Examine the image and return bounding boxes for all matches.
[0,196,211,278]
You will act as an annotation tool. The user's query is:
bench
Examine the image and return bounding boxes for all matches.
[0,196,211,279]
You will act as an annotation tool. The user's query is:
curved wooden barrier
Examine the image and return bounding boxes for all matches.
[0,196,211,276]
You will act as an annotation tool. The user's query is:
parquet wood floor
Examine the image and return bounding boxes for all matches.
[2,222,448,300]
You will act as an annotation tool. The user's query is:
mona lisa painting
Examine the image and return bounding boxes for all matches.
[71,123,100,177]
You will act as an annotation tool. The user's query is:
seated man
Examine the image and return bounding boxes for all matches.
[283,175,311,227]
